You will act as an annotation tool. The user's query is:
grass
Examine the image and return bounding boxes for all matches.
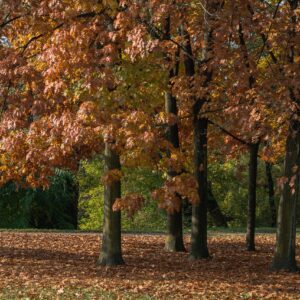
[0,226,291,235]
[0,286,153,300]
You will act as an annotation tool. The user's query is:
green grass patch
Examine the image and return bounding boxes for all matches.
[2,226,300,235]
[0,286,153,300]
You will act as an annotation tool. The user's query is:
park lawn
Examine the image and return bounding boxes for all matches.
[0,231,300,299]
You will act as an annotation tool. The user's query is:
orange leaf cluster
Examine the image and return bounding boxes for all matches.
[152,173,199,213]
[113,193,145,218]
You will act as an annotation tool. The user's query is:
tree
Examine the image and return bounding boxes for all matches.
[271,0,300,272]
[265,162,276,228]
[98,142,124,265]
[209,0,292,253]
[246,142,260,251]
[163,17,185,252]
[1,0,300,272]
[0,170,78,229]
[271,121,299,271]
[0,0,128,266]
[164,88,186,252]
[114,1,199,252]
[182,1,224,260]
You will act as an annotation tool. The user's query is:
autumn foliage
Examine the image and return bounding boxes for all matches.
[0,0,300,273]
[0,0,298,197]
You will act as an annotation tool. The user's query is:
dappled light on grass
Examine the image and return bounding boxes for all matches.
[0,232,300,299]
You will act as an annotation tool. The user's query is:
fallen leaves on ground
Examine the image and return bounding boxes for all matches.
[0,232,300,299]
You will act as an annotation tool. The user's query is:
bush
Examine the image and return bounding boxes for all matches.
[78,157,165,231]
[0,170,78,229]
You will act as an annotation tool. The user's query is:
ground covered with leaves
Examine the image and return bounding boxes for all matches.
[0,232,299,299]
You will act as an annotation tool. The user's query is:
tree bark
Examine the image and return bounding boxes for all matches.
[182,28,210,259]
[271,0,299,272]
[98,142,124,266]
[165,208,185,252]
[246,142,259,251]
[183,0,223,259]
[182,6,216,258]
[190,117,210,259]
[271,121,300,272]
[162,15,185,251]
[164,91,185,252]
[265,162,276,228]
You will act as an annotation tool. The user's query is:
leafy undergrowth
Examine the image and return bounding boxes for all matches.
[0,232,300,299]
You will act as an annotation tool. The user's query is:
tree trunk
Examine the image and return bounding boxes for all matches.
[190,117,210,259]
[265,162,276,228]
[271,0,299,272]
[207,182,228,227]
[271,121,300,272]
[98,142,124,266]
[164,91,185,252]
[165,209,185,252]
[183,1,222,259]
[246,142,259,251]
[182,21,210,260]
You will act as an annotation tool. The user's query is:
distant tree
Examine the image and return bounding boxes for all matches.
[265,162,276,228]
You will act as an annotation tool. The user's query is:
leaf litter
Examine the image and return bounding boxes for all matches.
[0,232,299,299]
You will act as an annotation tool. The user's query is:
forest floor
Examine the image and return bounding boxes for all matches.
[0,231,300,299]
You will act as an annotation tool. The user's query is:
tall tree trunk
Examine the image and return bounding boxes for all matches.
[164,91,185,252]
[98,142,124,266]
[271,121,300,272]
[165,208,185,252]
[183,0,222,259]
[190,116,210,259]
[246,142,259,251]
[265,162,276,227]
[182,4,217,259]
[182,29,210,259]
[207,183,228,227]
[162,15,185,251]
[271,0,299,272]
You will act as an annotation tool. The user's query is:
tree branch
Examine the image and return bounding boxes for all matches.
[0,15,24,29]
[20,23,64,53]
[208,119,251,146]
[257,0,283,64]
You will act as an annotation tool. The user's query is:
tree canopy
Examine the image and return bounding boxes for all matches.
[0,0,299,270]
